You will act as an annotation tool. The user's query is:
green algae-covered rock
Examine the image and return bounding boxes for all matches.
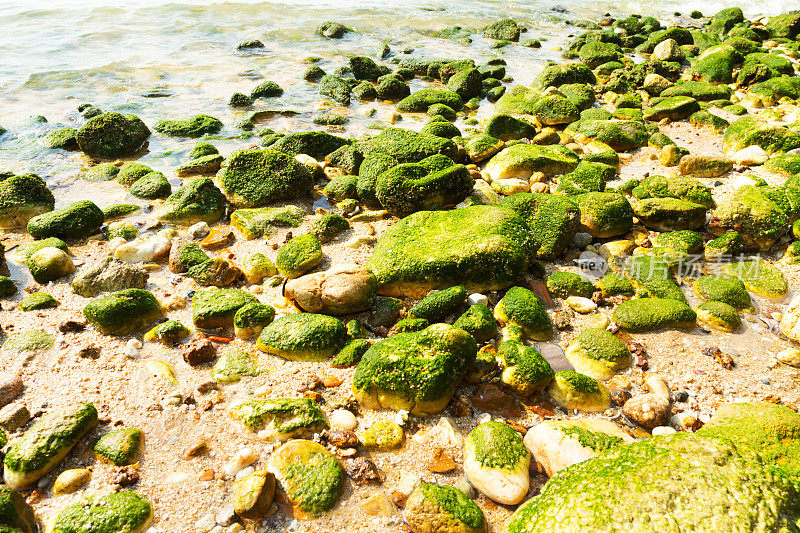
[698,401,800,478]
[496,338,554,396]
[234,302,275,340]
[705,231,744,261]
[499,193,580,259]
[359,127,459,166]
[420,120,462,140]
[547,370,611,412]
[725,258,788,300]
[0,275,16,298]
[531,96,580,126]
[575,192,633,238]
[83,289,163,335]
[0,485,37,533]
[506,432,800,533]
[76,112,150,158]
[143,320,190,344]
[319,74,351,105]
[661,80,732,101]
[485,114,536,142]
[358,419,404,450]
[267,440,343,518]
[50,491,153,533]
[612,297,696,331]
[694,275,752,310]
[571,120,649,151]
[723,116,800,155]
[494,286,553,341]
[631,197,707,232]
[482,18,520,41]
[532,63,596,90]
[375,156,472,217]
[3,402,97,489]
[353,323,476,416]
[579,41,621,69]
[692,45,740,83]
[446,68,482,100]
[397,89,463,112]
[546,272,594,299]
[597,272,634,297]
[28,247,75,284]
[270,131,350,160]
[0,173,54,229]
[155,177,227,225]
[695,301,741,332]
[565,328,630,380]
[215,149,314,208]
[309,212,349,243]
[27,200,103,240]
[485,144,579,181]
[93,427,142,466]
[106,221,138,241]
[129,171,170,200]
[408,285,468,322]
[212,350,265,382]
[390,318,429,335]
[643,96,700,121]
[250,80,284,98]
[453,304,498,343]
[689,110,729,134]
[154,114,222,138]
[257,313,345,361]
[709,185,788,251]
[367,205,536,298]
[554,161,614,195]
[229,399,327,439]
[1,329,54,353]
[45,126,78,150]
[19,292,58,312]
[230,205,305,240]
[464,421,530,505]
[766,13,800,39]
[116,162,153,186]
[331,338,371,369]
[631,174,714,208]
[175,153,224,177]
[275,234,322,279]
[102,203,140,220]
[192,288,257,329]
[651,230,703,266]
[404,483,488,533]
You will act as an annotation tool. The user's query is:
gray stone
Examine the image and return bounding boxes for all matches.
[72,257,148,297]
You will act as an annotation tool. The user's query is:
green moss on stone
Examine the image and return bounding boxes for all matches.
[76,112,150,158]
[28,200,103,240]
[93,428,142,466]
[257,313,346,361]
[83,289,163,335]
[494,286,553,341]
[612,297,696,331]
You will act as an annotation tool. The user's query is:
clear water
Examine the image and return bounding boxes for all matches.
[0,0,794,206]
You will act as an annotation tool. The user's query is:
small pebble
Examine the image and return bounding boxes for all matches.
[651,426,676,436]
[189,221,210,239]
[467,293,488,306]
[330,409,357,430]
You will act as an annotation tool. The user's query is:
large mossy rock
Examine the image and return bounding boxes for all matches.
[723,116,800,155]
[76,112,150,158]
[532,63,596,90]
[484,144,579,181]
[0,174,54,229]
[366,205,536,298]
[506,433,800,533]
[155,177,227,225]
[83,289,163,336]
[709,185,789,251]
[352,323,477,416]
[27,200,104,240]
[570,120,649,151]
[50,491,153,533]
[499,193,579,259]
[215,149,314,208]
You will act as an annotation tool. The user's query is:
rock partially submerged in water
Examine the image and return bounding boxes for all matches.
[154,114,222,138]
[367,205,536,298]
[76,112,150,158]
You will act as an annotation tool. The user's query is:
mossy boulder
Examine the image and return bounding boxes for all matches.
[565,328,631,380]
[93,427,142,466]
[408,285,468,322]
[308,212,349,243]
[579,41,621,69]
[575,192,633,238]
[0,173,55,229]
[597,272,634,297]
[694,275,752,310]
[531,96,580,126]
[695,301,741,332]
[766,13,800,39]
[723,116,800,155]
[352,323,477,416]
[250,80,284,98]
[396,89,463,112]
[482,18,521,41]
[0,485,37,532]
[267,440,344,518]
[453,304,498,343]
[532,63,596,90]
[76,112,150,158]
[130,171,171,200]
[546,272,594,299]
[612,298,696,331]
[234,302,275,339]
[192,288,256,329]
[547,370,611,412]
[275,234,322,279]
[724,258,788,300]
[175,153,224,177]
[44,126,78,150]
[27,200,103,240]
[270,131,350,160]
[50,491,153,533]
[19,292,58,311]
[144,320,190,344]
[709,185,788,251]
[155,177,227,225]
[631,174,714,208]
[691,45,741,83]
[627,255,685,302]
[154,114,222,137]
[571,119,650,151]
[230,205,305,240]
[496,338,554,396]
[319,75,351,105]
[404,483,488,533]
[28,247,75,284]
[367,205,536,298]
[331,339,371,368]
[375,155,473,217]
[83,289,163,335]
[643,96,700,121]
[212,350,265,382]
[229,398,327,439]
[257,313,346,361]
[485,114,537,142]
[215,149,314,208]
[631,197,707,232]
[485,144,579,181]
[499,193,580,259]
[3,402,97,489]
[1,330,54,353]
[446,68,482,100]
[678,155,732,178]
[661,80,732,101]
[506,433,800,533]
[494,286,553,341]
[464,421,530,505]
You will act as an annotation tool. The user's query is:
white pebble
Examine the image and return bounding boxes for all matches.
[235,466,255,480]
[394,409,409,426]
[188,222,210,239]
[566,296,597,314]
[651,426,676,436]
[123,339,140,358]
[476,413,491,425]
[467,293,488,307]
[329,409,357,430]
